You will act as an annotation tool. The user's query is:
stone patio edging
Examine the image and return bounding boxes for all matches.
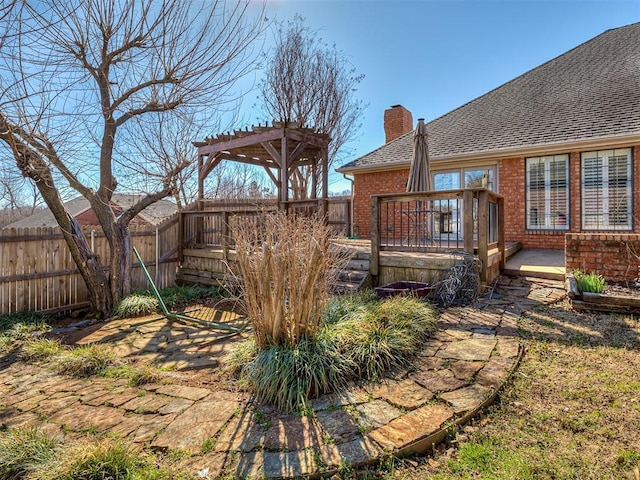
[312,344,526,478]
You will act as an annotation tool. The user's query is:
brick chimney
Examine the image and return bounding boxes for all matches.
[383,105,413,143]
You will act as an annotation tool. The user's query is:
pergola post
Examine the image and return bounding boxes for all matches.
[280,134,289,209]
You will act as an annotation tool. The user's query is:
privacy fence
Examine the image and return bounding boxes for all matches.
[0,215,179,315]
[0,197,352,315]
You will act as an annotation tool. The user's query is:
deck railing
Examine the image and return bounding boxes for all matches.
[370,188,505,282]
[179,198,352,262]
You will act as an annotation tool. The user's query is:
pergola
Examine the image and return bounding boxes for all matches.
[194,122,331,208]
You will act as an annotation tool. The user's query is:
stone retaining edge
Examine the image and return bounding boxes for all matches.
[310,343,526,479]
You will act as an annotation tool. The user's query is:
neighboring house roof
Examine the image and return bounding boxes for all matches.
[3,194,178,229]
[338,22,640,173]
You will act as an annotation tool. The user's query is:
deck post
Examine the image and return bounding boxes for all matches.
[497,195,506,270]
[370,195,380,280]
[463,189,474,255]
[477,189,489,283]
[178,212,184,263]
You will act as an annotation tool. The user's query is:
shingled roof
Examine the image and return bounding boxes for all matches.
[4,194,178,229]
[338,22,640,173]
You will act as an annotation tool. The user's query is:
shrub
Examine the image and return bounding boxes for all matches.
[331,295,437,380]
[241,336,354,412]
[102,364,166,387]
[0,311,51,332]
[232,211,349,348]
[0,319,52,355]
[0,427,59,480]
[574,270,606,293]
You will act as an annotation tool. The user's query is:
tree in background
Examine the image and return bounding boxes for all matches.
[258,16,364,199]
[0,0,265,317]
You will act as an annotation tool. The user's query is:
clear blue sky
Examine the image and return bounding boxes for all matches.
[244,0,640,192]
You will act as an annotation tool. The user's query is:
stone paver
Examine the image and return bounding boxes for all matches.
[367,403,455,451]
[263,415,324,451]
[318,437,381,469]
[0,276,567,479]
[440,384,491,414]
[367,378,434,410]
[410,369,467,393]
[435,338,497,361]
[354,399,403,430]
[315,408,361,443]
[151,400,239,452]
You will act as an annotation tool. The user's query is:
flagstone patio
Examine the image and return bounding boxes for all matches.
[0,276,565,479]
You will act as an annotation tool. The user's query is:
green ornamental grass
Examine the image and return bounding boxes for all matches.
[113,285,225,318]
[574,269,606,293]
[0,427,59,480]
[235,292,438,412]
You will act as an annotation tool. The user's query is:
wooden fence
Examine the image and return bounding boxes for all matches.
[0,215,179,315]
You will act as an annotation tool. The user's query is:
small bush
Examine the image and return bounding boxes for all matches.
[0,427,59,480]
[160,285,223,309]
[331,295,437,380]
[0,320,52,355]
[233,211,350,348]
[241,336,354,412]
[574,270,606,293]
[102,364,166,387]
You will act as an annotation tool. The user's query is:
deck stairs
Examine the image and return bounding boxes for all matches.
[331,248,372,295]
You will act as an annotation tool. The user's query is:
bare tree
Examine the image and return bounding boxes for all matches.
[258,15,364,198]
[0,0,265,317]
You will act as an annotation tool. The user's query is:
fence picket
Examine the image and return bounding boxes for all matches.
[0,216,179,315]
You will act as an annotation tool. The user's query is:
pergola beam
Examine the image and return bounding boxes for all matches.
[197,124,331,207]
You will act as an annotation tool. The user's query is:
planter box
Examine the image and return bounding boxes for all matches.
[375,281,432,299]
[566,274,640,314]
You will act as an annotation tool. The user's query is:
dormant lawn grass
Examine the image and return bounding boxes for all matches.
[385,298,640,480]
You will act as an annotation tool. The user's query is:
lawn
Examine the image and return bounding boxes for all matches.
[391,295,640,480]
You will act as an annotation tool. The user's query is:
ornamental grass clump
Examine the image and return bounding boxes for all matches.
[232,290,438,413]
[574,269,606,293]
[232,211,348,348]
[0,427,59,480]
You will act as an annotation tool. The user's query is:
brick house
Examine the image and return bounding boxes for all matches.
[337,23,640,282]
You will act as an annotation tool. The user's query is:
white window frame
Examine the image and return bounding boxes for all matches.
[581,148,633,231]
[526,154,569,230]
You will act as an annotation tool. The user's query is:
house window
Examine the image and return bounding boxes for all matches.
[526,154,569,230]
[581,148,632,230]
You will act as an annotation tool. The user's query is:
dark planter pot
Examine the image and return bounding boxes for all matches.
[375,281,432,299]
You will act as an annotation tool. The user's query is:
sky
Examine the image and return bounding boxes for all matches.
[241,0,640,193]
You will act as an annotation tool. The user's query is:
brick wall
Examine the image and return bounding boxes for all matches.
[499,146,640,249]
[499,157,567,249]
[566,233,640,282]
[352,145,640,247]
[353,169,409,238]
